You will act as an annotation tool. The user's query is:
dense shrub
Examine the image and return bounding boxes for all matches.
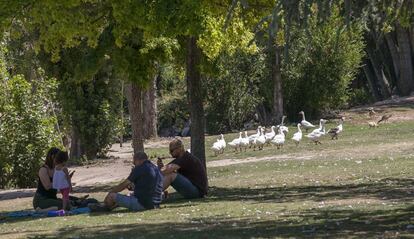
[157,64,189,134]
[282,8,365,120]
[205,50,264,133]
[0,51,61,188]
[58,64,122,160]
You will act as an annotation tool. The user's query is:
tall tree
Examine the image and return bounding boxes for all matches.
[0,1,178,156]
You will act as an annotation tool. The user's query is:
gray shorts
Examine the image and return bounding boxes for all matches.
[171,174,202,199]
[115,194,145,211]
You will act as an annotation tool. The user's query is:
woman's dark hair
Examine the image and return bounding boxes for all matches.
[45,147,60,168]
[54,151,69,165]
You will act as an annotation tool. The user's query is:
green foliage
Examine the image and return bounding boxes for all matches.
[157,64,189,134]
[0,48,61,188]
[58,63,122,160]
[205,50,265,133]
[348,88,373,107]
[282,7,365,119]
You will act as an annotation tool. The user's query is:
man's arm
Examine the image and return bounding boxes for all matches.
[161,163,180,175]
[110,179,131,193]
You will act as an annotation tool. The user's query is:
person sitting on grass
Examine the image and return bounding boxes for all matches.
[33,147,73,210]
[52,151,72,211]
[158,139,208,199]
[90,152,163,212]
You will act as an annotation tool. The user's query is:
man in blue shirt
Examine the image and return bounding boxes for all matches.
[100,152,163,211]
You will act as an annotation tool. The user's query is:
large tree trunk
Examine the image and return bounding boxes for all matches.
[362,62,381,101]
[256,104,271,127]
[272,47,284,124]
[410,25,414,56]
[142,76,157,139]
[366,48,391,99]
[125,82,144,154]
[70,126,83,159]
[186,36,206,168]
[396,24,414,96]
[385,33,400,83]
[119,81,124,147]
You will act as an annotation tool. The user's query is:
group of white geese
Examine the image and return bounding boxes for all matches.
[212,111,345,155]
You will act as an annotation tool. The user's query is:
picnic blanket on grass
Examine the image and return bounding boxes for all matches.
[2,207,91,219]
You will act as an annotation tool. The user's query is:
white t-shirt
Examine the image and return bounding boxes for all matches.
[53,169,70,189]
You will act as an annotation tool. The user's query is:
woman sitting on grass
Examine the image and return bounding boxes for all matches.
[32,148,72,210]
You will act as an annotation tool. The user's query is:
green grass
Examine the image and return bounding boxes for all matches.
[1,120,414,238]
[148,120,414,162]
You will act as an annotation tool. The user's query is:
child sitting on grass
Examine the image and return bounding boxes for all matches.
[52,151,72,211]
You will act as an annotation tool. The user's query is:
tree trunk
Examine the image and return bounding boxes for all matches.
[272,47,284,124]
[142,76,157,139]
[396,24,414,96]
[70,126,83,159]
[119,81,124,147]
[256,104,271,126]
[410,25,414,58]
[385,33,400,83]
[186,36,206,168]
[125,82,144,154]
[366,48,391,99]
[362,62,381,101]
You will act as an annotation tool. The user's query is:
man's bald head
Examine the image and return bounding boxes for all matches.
[169,138,183,149]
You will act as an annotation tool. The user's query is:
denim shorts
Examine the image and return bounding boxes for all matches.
[171,174,202,199]
[115,194,146,211]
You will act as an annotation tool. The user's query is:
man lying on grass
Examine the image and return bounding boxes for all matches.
[89,152,163,212]
[158,139,208,199]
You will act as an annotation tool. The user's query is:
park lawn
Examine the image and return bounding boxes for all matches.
[1,120,414,238]
[147,120,414,162]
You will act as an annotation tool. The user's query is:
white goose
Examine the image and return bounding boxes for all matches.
[254,128,266,150]
[265,126,276,144]
[310,119,327,135]
[240,131,250,152]
[218,134,226,154]
[211,134,226,156]
[299,111,315,132]
[270,126,285,149]
[211,139,222,156]
[279,115,289,136]
[228,132,242,152]
[328,117,344,140]
[306,123,326,145]
[291,123,302,146]
[248,126,261,146]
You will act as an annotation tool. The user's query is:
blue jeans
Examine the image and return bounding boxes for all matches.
[115,194,146,211]
[171,174,202,199]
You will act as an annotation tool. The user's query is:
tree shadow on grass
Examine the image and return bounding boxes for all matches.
[3,177,412,229]
[202,177,414,205]
[28,204,414,238]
